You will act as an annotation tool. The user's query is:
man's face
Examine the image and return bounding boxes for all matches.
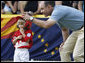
[17,19,26,29]
[41,5,53,17]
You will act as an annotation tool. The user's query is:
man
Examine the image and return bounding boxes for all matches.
[12,17,33,62]
[22,1,84,62]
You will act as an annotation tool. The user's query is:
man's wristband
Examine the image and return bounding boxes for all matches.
[25,17,34,22]
[29,17,34,22]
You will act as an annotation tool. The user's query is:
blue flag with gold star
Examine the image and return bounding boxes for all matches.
[29,18,63,61]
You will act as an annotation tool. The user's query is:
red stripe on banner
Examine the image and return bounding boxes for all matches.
[1,17,18,32]
[1,31,16,39]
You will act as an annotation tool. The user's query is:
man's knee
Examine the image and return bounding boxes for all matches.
[59,47,71,55]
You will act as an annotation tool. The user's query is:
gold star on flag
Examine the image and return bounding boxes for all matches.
[38,34,41,39]
[44,49,47,53]
[41,38,44,42]
[55,47,59,50]
[32,32,34,36]
[51,51,55,55]
[45,43,48,47]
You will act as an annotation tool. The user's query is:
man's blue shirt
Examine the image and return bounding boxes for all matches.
[49,5,84,31]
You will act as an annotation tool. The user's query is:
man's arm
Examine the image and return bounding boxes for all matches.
[61,28,69,42]
[33,18,56,28]
[59,28,69,51]
[23,14,56,29]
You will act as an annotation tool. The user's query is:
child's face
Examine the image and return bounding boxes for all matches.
[17,19,26,29]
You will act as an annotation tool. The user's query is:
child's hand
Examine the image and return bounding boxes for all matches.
[20,28,24,34]
[17,35,23,39]
[20,28,25,37]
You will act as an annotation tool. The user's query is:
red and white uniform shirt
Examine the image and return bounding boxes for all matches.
[12,29,33,49]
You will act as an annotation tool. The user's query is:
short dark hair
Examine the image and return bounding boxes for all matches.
[17,18,26,29]
[44,1,55,7]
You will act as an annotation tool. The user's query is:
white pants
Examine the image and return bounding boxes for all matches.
[59,27,84,62]
[14,48,30,62]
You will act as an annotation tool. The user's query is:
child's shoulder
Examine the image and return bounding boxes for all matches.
[14,30,21,35]
[15,30,20,33]
[25,29,32,33]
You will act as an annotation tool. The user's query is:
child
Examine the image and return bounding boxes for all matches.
[12,17,33,62]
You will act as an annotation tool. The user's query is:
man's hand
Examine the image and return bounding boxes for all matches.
[59,42,65,51]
